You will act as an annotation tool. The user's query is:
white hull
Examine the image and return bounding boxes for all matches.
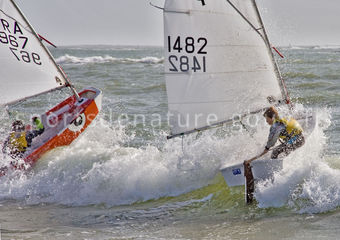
[220,158,283,187]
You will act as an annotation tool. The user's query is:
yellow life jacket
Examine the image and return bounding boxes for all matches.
[8,131,27,153]
[275,117,303,140]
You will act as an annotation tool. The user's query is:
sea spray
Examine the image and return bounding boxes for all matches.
[255,108,339,213]
[0,118,221,206]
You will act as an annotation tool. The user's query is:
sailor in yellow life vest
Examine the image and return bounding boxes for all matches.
[3,120,30,157]
[245,106,305,164]
[243,106,305,203]
[2,117,44,158]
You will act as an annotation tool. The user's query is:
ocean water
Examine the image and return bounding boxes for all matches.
[0,45,340,239]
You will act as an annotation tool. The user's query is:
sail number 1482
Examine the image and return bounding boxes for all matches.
[167,36,207,73]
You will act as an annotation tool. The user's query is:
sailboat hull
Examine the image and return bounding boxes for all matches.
[5,87,103,172]
[220,158,283,187]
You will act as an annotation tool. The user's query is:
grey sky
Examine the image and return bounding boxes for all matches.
[16,0,340,46]
[259,0,340,46]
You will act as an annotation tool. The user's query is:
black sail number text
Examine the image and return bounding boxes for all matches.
[167,36,207,73]
[0,30,42,65]
[168,36,207,54]
[169,55,206,72]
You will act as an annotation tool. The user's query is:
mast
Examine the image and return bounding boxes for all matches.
[251,0,291,106]
[9,0,81,102]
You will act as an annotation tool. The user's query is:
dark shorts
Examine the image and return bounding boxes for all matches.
[271,135,305,159]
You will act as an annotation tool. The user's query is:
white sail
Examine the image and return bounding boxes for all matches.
[0,0,67,105]
[164,0,285,137]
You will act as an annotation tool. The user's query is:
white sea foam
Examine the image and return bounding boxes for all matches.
[1,107,339,213]
[55,54,164,65]
[0,117,221,206]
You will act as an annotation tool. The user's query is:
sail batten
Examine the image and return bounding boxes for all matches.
[0,0,68,106]
[164,0,285,137]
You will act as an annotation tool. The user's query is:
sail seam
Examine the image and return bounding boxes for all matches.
[165,9,236,15]
[164,9,190,14]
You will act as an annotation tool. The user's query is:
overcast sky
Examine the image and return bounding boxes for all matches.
[16,0,340,46]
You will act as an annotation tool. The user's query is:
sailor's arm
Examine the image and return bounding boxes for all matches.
[245,124,283,164]
[265,125,282,150]
[245,148,269,165]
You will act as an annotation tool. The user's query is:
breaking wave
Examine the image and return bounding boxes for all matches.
[55,54,164,65]
[0,118,221,207]
[1,103,339,214]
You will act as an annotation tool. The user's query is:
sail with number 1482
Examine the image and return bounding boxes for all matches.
[161,0,316,202]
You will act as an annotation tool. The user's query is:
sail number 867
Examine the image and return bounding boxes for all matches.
[1,31,42,65]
